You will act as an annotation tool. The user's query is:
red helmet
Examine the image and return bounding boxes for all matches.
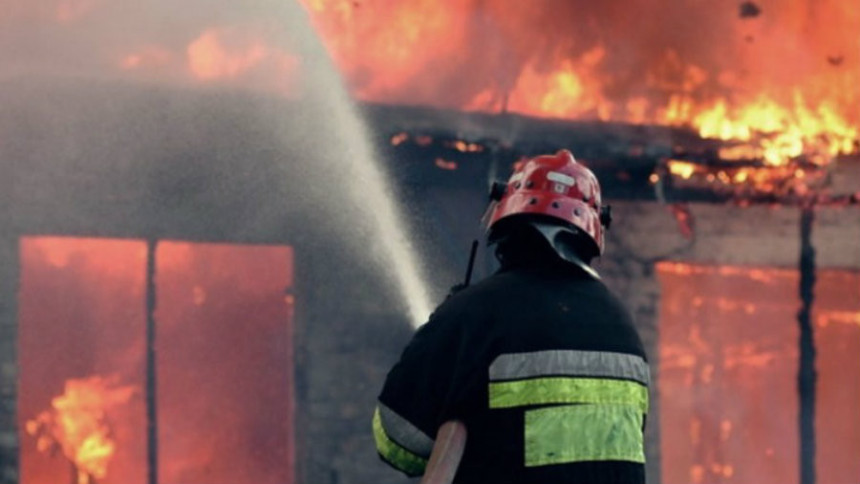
[486,149,610,257]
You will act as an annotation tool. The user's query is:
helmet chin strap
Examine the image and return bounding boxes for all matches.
[529,223,601,280]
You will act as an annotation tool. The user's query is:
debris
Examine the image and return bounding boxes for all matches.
[739,1,762,18]
[827,55,844,66]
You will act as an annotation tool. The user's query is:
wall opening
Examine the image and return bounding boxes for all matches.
[658,262,860,484]
[18,236,295,484]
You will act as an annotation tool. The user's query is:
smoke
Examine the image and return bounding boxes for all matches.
[3,0,857,115]
[0,0,303,95]
[279,1,434,324]
[1,0,434,324]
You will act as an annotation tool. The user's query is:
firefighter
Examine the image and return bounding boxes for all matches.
[372,150,649,484]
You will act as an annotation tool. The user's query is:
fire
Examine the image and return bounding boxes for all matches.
[16,0,854,174]
[507,49,612,120]
[114,28,301,94]
[187,29,270,80]
[19,238,296,484]
[299,0,859,175]
[182,28,301,94]
[668,161,698,180]
[693,93,858,165]
[300,0,468,103]
[25,376,137,484]
[11,0,859,166]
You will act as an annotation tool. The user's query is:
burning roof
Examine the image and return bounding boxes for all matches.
[299,0,858,201]
[300,0,857,132]
[1,0,858,204]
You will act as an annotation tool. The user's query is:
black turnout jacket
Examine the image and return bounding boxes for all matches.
[373,261,649,484]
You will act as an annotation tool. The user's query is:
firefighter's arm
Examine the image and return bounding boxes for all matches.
[420,420,467,484]
[373,317,454,476]
[373,303,472,477]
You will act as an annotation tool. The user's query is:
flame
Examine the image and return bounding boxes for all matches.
[465,47,613,120]
[299,0,859,176]
[177,27,301,95]
[25,376,137,484]
[300,0,468,102]
[693,92,858,164]
[668,160,698,180]
[187,29,270,80]
[11,0,859,168]
[19,238,296,484]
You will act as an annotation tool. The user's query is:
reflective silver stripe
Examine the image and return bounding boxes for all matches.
[489,350,650,386]
[377,402,434,457]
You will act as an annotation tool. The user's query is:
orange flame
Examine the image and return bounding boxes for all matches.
[693,92,858,165]
[300,0,859,171]
[187,29,270,80]
[179,28,302,95]
[25,376,137,484]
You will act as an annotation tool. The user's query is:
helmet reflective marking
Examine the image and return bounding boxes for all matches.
[547,171,576,186]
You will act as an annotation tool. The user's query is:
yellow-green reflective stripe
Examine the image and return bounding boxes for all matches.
[525,404,645,466]
[372,407,428,475]
[489,377,648,412]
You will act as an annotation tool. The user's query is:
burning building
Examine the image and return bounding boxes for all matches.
[1,1,859,484]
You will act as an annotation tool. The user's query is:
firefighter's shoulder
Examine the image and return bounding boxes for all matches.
[424,271,514,326]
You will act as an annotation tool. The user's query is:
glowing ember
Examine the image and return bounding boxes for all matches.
[390,133,409,146]
[444,140,484,153]
[662,153,832,198]
[668,160,698,180]
[25,376,137,484]
[434,158,458,170]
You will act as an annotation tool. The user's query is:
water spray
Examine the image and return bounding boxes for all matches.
[286,1,433,326]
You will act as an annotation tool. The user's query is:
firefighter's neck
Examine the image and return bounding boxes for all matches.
[495,229,594,275]
[496,234,562,270]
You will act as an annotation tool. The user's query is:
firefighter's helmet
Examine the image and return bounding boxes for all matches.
[486,150,611,274]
